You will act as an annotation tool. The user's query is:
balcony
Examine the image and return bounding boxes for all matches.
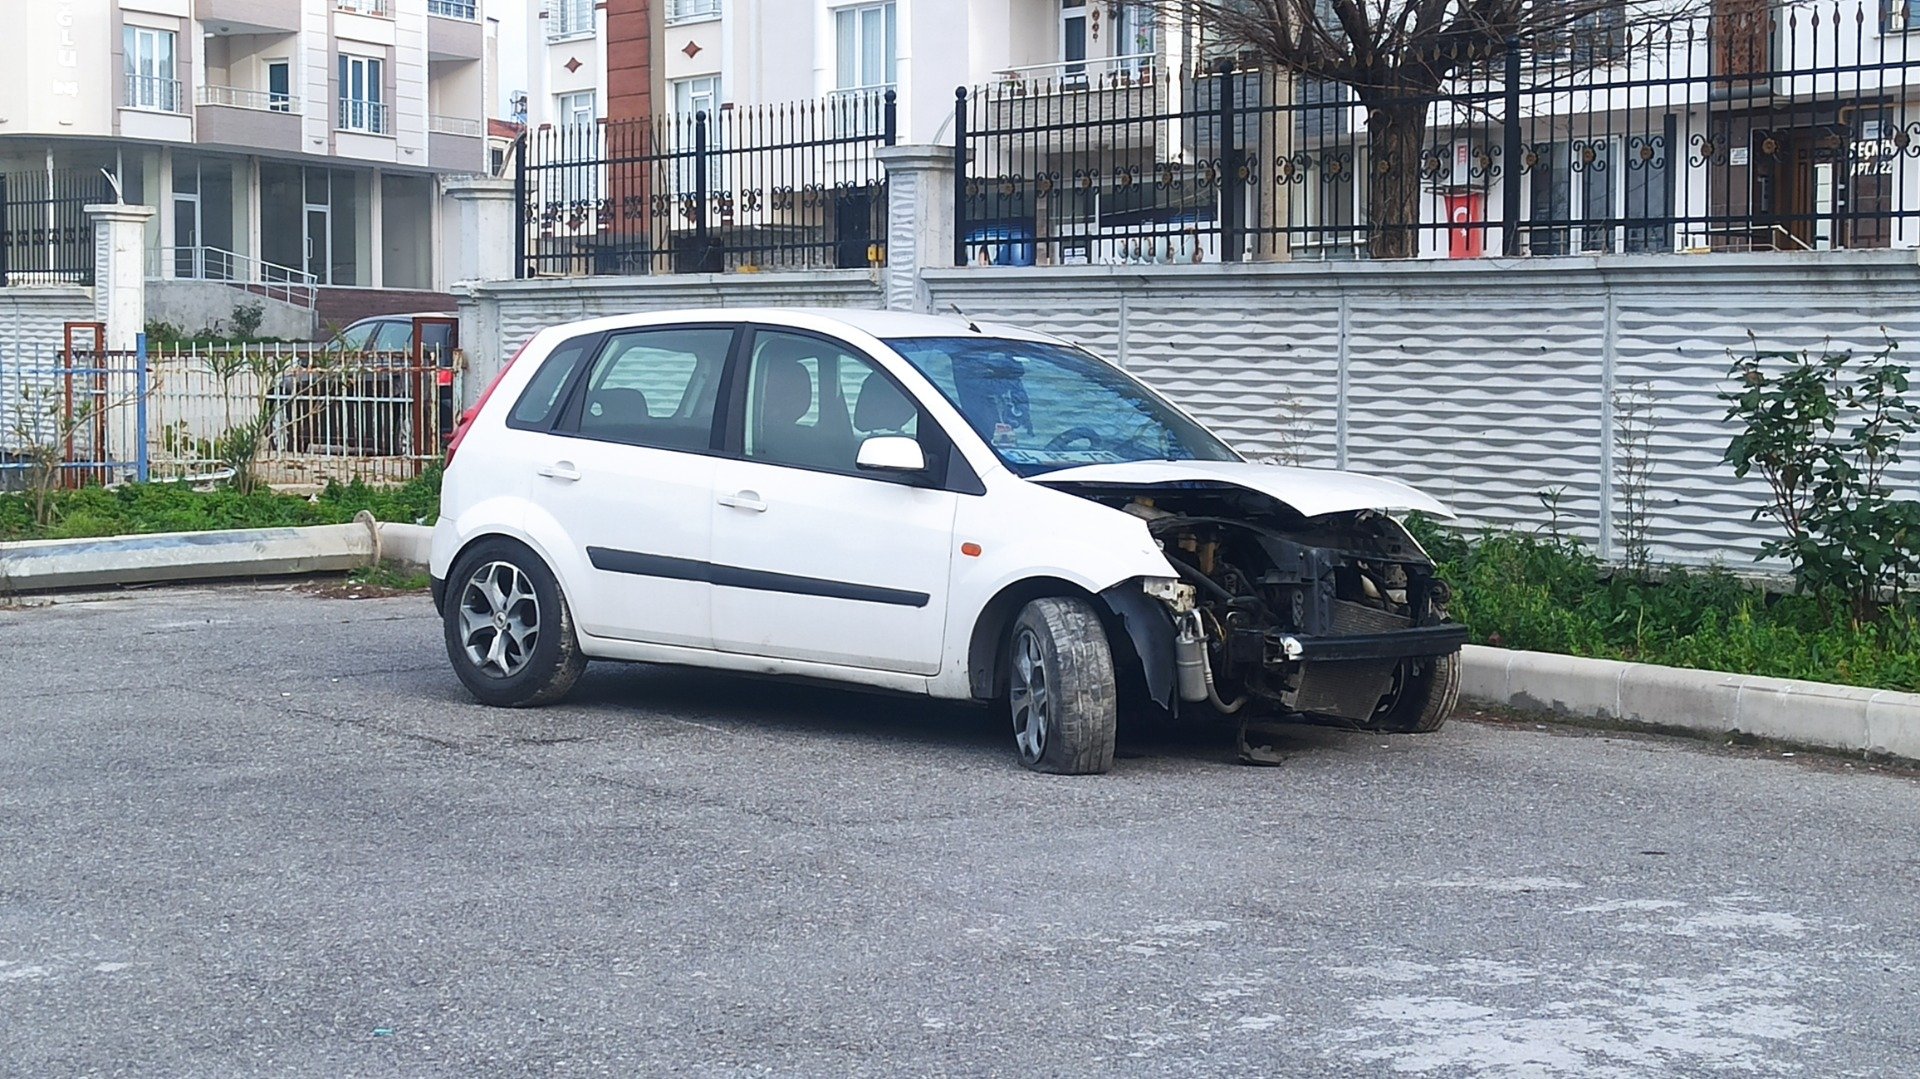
[983,54,1172,156]
[428,1,486,60]
[430,115,486,171]
[194,0,302,34]
[666,0,722,24]
[196,85,302,154]
[427,0,476,16]
[337,98,392,135]
[124,74,185,113]
[335,0,391,16]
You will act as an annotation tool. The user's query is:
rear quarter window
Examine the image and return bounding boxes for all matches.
[508,336,595,429]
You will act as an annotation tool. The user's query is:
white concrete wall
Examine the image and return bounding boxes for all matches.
[0,288,97,363]
[458,250,1920,572]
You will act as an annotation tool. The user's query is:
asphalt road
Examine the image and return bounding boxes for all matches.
[2,584,1917,1078]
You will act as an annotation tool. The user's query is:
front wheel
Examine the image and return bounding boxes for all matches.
[444,538,587,708]
[1005,597,1117,775]
[1364,651,1461,733]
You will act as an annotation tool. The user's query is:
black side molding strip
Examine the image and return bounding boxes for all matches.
[587,547,931,609]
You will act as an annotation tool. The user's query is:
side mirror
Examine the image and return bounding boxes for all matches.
[856,435,926,474]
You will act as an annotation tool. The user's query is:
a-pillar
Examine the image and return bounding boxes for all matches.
[443,176,520,285]
[875,145,960,313]
[87,203,156,351]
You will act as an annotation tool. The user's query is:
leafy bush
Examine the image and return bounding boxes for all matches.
[229,302,266,341]
[1723,336,1920,620]
[1407,517,1920,693]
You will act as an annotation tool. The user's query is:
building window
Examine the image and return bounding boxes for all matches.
[549,0,595,40]
[834,2,897,91]
[338,54,388,134]
[557,90,597,127]
[1061,1,1088,78]
[1112,3,1157,76]
[123,26,180,112]
[669,77,719,118]
[267,60,292,112]
[666,0,723,24]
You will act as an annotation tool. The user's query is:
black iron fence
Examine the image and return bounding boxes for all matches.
[518,90,896,278]
[956,0,1920,265]
[1,169,109,286]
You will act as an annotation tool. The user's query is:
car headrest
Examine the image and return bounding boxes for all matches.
[587,386,649,423]
[853,371,915,432]
[760,355,815,427]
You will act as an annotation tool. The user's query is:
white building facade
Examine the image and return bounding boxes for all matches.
[0,0,492,294]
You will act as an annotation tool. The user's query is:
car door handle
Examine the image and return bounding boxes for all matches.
[717,490,767,513]
[537,462,581,482]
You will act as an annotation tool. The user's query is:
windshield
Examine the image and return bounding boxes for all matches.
[887,337,1239,477]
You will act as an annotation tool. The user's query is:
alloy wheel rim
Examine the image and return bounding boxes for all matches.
[459,561,540,678]
[1010,628,1049,762]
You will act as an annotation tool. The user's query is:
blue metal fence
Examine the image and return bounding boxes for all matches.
[0,338,150,490]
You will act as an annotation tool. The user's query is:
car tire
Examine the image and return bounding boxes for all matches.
[1365,651,1461,734]
[1006,597,1118,775]
[444,538,586,708]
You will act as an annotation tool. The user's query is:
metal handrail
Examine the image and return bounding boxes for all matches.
[993,53,1163,88]
[149,246,319,310]
[429,114,484,137]
[427,0,477,17]
[337,98,392,135]
[198,84,300,113]
[335,0,391,16]
[123,74,184,113]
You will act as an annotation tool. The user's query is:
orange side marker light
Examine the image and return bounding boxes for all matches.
[961,542,983,558]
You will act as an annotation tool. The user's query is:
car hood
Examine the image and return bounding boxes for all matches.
[1030,460,1455,519]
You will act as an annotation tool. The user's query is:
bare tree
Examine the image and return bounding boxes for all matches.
[1154,0,1676,258]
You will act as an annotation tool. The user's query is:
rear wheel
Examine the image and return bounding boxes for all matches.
[444,538,586,708]
[1365,651,1460,733]
[1006,597,1117,775]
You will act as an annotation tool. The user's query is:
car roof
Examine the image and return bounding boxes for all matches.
[525,307,1066,346]
[350,312,457,324]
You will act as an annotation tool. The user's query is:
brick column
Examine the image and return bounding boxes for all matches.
[876,145,959,313]
[86,203,155,352]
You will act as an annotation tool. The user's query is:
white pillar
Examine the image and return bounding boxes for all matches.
[875,144,959,313]
[442,176,519,285]
[88,203,157,352]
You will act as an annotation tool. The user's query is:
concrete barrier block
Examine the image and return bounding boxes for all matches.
[1733,677,1873,748]
[0,523,376,593]
[1499,650,1629,720]
[1458,645,1511,702]
[1864,693,1920,760]
[376,523,434,570]
[1614,665,1743,736]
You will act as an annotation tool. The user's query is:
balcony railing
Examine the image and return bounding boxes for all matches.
[427,0,477,18]
[123,74,184,113]
[337,98,391,134]
[991,53,1164,94]
[665,0,722,24]
[335,0,391,16]
[429,114,484,137]
[198,84,299,114]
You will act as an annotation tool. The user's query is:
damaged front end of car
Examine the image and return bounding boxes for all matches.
[1058,476,1469,737]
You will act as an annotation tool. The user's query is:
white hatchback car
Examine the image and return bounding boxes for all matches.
[431,309,1465,773]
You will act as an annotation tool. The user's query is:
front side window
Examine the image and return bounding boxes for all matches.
[124,27,179,111]
[338,54,387,133]
[745,331,921,474]
[887,337,1236,477]
[571,327,734,451]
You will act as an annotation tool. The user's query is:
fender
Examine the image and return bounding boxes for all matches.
[1097,580,1180,715]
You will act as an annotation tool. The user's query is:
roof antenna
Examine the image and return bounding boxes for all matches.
[947,302,982,334]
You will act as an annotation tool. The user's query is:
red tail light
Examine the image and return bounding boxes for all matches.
[446,340,530,465]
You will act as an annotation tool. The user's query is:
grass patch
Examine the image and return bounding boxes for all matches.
[0,467,441,543]
[349,560,433,592]
[1409,517,1920,693]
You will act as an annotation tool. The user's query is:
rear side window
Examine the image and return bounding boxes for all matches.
[509,336,595,429]
[372,320,416,353]
[569,327,735,452]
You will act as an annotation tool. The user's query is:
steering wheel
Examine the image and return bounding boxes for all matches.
[1044,425,1108,452]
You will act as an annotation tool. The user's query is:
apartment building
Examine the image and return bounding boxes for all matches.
[0,0,491,298]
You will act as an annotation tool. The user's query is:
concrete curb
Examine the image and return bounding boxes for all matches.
[0,517,434,593]
[1460,643,1920,763]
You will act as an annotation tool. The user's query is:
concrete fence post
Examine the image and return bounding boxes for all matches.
[86,203,155,352]
[876,145,959,313]
[443,177,520,286]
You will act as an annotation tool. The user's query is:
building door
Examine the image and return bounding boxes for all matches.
[173,192,201,278]
[1061,1,1089,81]
[1752,125,1848,251]
[304,169,331,284]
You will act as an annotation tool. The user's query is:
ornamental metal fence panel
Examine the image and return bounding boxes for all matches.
[956,0,1920,265]
[517,89,896,278]
[1,169,110,287]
